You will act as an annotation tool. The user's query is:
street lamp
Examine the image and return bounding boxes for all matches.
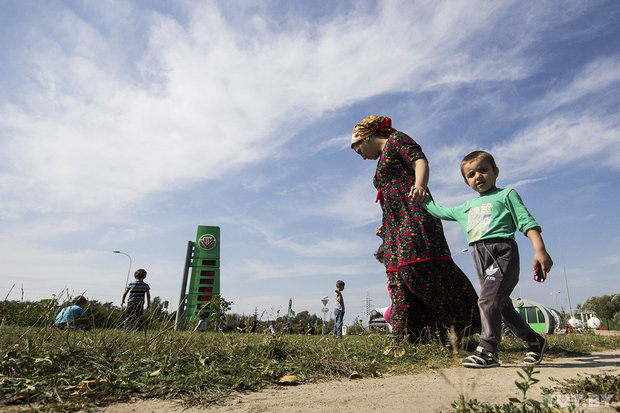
[321,296,329,335]
[113,250,132,288]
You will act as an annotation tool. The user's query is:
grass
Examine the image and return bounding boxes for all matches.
[1,325,619,411]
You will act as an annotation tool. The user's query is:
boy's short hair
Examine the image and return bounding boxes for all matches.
[336,280,345,289]
[73,295,87,306]
[374,243,385,264]
[134,269,147,280]
[460,151,497,178]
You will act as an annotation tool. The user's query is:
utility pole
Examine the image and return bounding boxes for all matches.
[364,292,373,319]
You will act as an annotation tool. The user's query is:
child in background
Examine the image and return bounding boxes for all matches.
[424,150,553,368]
[54,295,92,330]
[332,280,345,338]
[121,269,151,331]
[193,311,208,332]
[374,243,385,264]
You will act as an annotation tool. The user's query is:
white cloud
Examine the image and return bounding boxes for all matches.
[1,0,560,217]
[229,258,375,281]
[493,115,620,182]
[1,0,617,316]
[531,56,620,113]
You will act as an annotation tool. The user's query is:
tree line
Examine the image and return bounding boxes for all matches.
[575,293,620,328]
[0,295,350,333]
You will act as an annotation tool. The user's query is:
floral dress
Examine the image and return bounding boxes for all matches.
[374,131,480,338]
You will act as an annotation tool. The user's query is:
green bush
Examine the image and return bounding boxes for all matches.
[0,298,174,330]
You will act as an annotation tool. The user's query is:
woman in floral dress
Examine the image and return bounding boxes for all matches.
[351,115,480,340]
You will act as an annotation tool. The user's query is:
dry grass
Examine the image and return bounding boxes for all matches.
[1,324,618,411]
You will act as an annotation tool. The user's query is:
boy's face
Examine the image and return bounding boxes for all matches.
[462,158,499,194]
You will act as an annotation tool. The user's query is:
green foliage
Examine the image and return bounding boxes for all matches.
[575,294,620,326]
[1,302,619,411]
[198,294,232,330]
[0,300,57,327]
[0,298,174,330]
[0,326,445,410]
[450,334,620,412]
[275,310,324,334]
[543,373,619,405]
[451,366,563,412]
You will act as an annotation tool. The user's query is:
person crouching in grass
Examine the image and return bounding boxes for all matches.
[54,295,92,330]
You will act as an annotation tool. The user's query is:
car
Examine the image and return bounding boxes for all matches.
[368,306,392,333]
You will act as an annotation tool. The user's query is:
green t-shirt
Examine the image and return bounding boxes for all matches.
[423,187,540,244]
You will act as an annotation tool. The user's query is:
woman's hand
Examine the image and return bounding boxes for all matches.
[408,185,429,203]
[375,226,384,237]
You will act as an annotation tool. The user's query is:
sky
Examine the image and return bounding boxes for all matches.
[1,0,619,326]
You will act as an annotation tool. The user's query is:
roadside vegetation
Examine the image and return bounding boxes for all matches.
[1,298,618,411]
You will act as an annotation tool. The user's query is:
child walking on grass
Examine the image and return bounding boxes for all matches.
[424,151,553,368]
[332,280,345,338]
[121,269,151,331]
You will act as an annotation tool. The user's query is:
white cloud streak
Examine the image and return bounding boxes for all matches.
[1,0,568,217]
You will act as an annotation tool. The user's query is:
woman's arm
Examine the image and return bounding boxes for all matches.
[408,158,430,203]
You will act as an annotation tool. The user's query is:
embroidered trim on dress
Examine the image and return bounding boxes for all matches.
[386,256,452,272]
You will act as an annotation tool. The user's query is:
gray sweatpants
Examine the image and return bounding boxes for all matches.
[472,239,539,353]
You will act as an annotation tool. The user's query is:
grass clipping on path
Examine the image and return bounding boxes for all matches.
[1,326,619,411]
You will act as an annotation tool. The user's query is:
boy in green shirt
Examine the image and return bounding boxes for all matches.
[424,151,553,368]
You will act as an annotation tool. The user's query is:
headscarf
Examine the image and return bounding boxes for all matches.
[351,115,396,147]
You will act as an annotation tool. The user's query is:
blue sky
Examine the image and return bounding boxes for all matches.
[1,1,619,325]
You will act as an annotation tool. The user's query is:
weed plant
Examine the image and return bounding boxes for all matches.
[0,325,455,411]
[543,373,619,405]
[0,312,618,411]
[450,333,620,412]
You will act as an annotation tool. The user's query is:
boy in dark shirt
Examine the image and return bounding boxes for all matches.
[121,269,151,331]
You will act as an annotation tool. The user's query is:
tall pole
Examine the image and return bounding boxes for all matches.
[175,241,194,331]
[113,251,132,288]
[552,291,561,310]
[559,241,573,316]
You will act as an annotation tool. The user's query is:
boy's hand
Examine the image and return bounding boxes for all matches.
[533,250,553,277]
[526,229,553,278]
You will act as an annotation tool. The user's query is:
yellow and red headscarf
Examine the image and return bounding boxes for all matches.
[351,115,396,147]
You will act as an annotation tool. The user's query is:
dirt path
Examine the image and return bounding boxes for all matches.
[91,349,620,413]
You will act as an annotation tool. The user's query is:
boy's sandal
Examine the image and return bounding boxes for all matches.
[524,337,547,365]
[462,346,502,368]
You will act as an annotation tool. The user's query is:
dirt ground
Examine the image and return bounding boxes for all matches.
[88,349,620,413]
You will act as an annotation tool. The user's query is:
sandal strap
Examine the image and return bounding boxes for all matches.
[464,354,487,365]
